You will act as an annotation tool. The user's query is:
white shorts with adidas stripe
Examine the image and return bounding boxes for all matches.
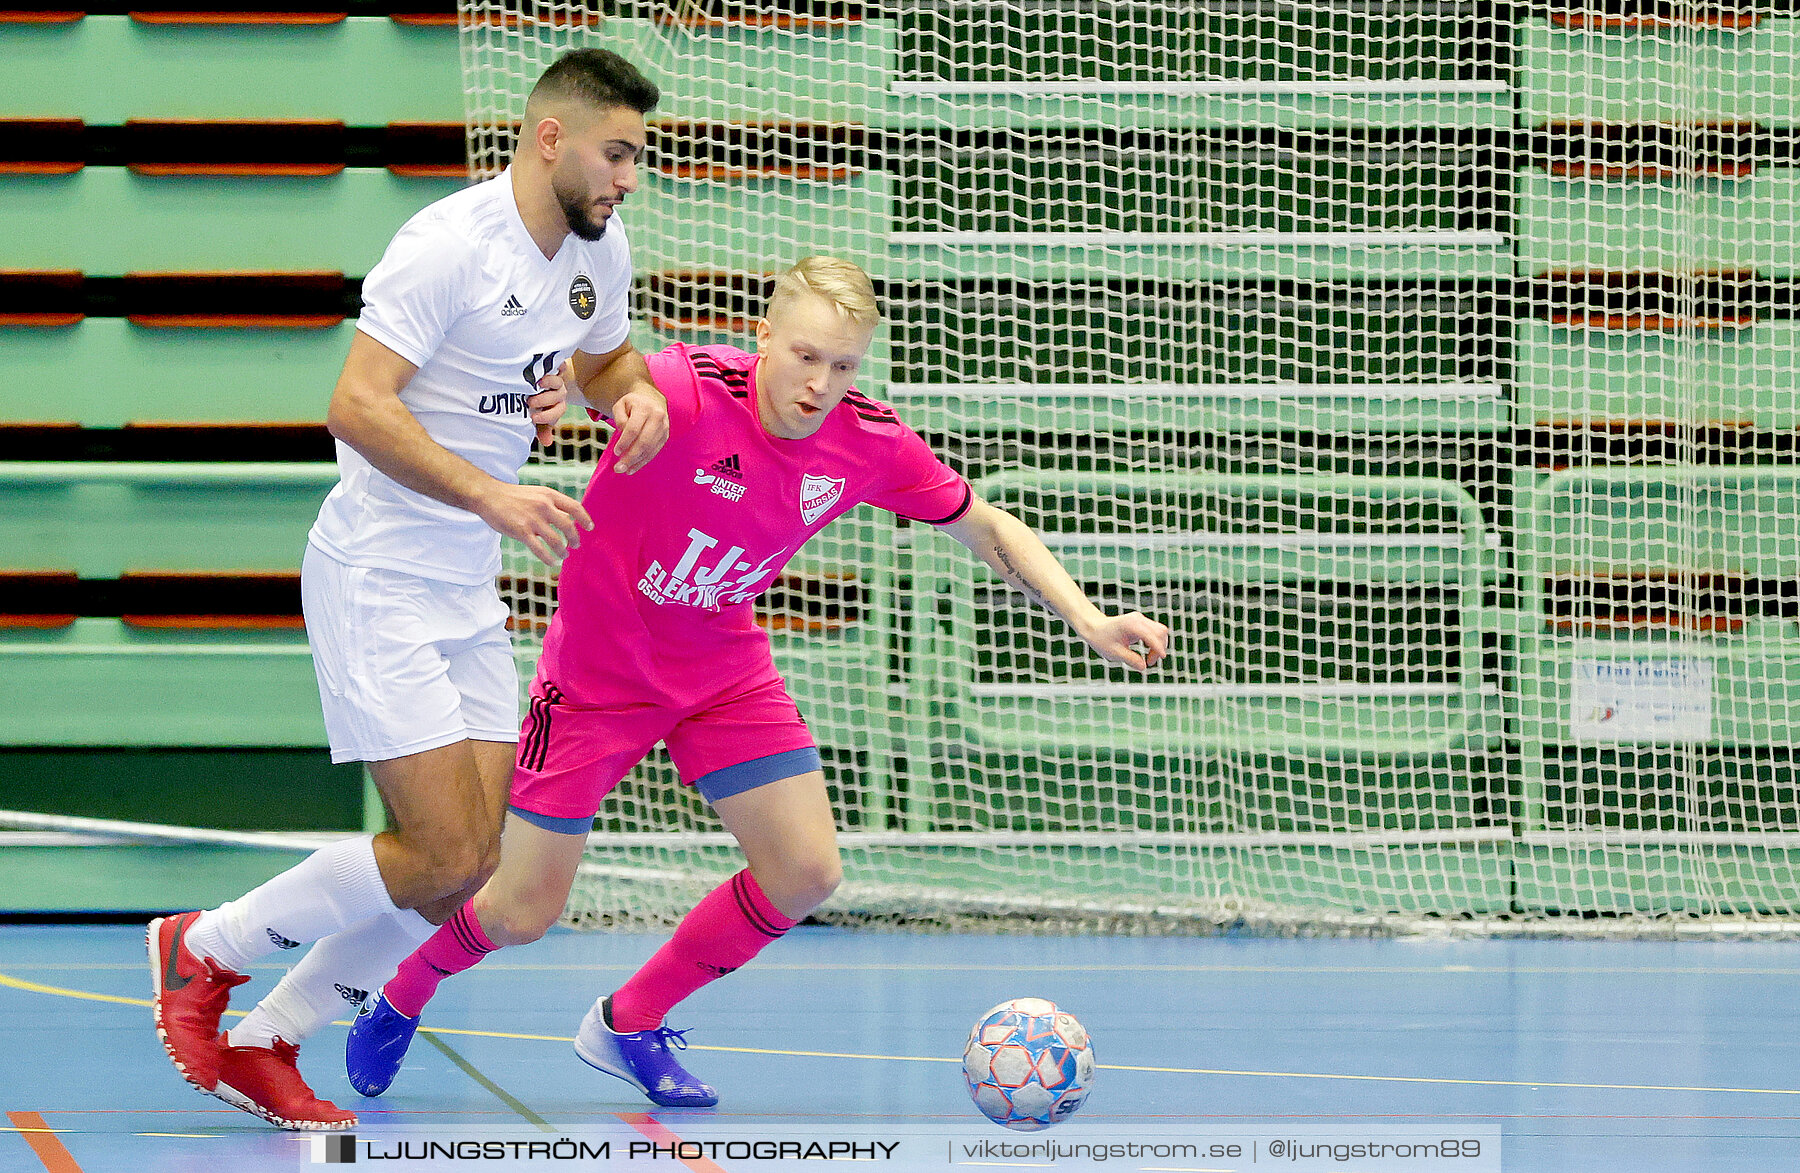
[302,543,520,764]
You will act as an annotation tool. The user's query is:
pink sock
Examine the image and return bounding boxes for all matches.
[611,869,796,1032]
[384,902,497,1019]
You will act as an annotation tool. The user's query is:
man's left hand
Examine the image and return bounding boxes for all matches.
[607,384,670,475]
[1082,612,1171,672]
[527,367,573,447]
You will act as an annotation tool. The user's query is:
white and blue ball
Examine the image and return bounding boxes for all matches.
[962,997,1095,1132]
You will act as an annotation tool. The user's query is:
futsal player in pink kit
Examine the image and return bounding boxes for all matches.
[345,256,1171,1106]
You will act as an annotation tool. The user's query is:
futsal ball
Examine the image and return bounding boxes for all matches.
[962,997,1095,1132]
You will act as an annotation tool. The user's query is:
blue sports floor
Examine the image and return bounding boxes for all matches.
[1,925,1796,1172]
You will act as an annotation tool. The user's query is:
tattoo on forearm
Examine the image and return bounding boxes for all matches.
[993,544,1051,609]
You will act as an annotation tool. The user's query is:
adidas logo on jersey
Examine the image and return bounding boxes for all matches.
[267,928,301,950]
[693,453,746,502]
[501,294,527,317]
[334,983,370,1006]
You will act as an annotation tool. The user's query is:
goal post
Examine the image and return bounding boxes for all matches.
[465,0,1800,935]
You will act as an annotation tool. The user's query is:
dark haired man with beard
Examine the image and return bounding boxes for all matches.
[146,48,670,1130]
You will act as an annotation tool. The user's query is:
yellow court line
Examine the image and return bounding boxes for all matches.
[1093,1062,1800,1097]
[640,1044,1800,1098]
[6,968,1799,1100]
[134,1133,221,1139]
[0,971,152,1009]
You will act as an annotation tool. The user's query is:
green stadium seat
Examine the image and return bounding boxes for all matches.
[892,1,1507,130]
[882,279,1507,400]
[901,471,1505,835]
[882,381,1509,439]
[1520,18,1800,126]
[1512,467,1800,900]
[0,617,323,746]
[0,461,337,576]
[0,15,460,123]
[128,11,348,26]
[1516,170,1800,277]
[0,462,336,746]
[1513,466,1800,727]
[0,168,460,271]
[1515,319,1800,429]
[909,471,1502,757]
[637,126,1507,283]
[0,318,351,426]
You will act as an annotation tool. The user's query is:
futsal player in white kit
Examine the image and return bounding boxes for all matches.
[147,48,670,1130]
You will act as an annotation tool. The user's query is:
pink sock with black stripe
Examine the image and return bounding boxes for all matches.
[383,902,498,1019]
[610,869,796,1032]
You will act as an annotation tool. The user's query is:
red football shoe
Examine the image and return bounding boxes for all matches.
[213,1036,358,1131]
[148,912,248,1092]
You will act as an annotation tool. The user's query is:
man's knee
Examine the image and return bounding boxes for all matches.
[394,828,499,902]
[478,891,563,947]
[770,853,842,918]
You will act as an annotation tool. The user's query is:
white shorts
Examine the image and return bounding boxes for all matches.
[302,544,520,764]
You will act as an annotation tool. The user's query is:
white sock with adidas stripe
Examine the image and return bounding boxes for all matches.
[187,836,399,973]
[230,908,437,1050]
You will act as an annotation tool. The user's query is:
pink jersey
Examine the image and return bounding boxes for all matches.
[537,343,972,708]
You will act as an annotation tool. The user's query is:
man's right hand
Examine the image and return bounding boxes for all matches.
[474,482,595,565]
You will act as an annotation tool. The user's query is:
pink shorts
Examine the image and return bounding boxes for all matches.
[509,667,819,832]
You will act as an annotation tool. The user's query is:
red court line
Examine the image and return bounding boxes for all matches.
[616,1113,729,1173]
[6,1112,83,1173]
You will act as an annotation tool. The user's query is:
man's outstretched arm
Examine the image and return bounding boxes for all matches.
[938,496,1170,672]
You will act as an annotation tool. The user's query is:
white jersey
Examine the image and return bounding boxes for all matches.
[309,166,633,585]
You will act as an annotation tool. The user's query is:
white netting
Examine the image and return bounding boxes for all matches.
[465,0,1800,935]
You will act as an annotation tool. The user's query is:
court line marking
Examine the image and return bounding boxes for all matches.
[6,968,1800,1100]
[0,969,562,1137]
[5,1111,83,1173]
[133,1133,221,1139]
[0,967,568,1039]
[617,1113,729,1173]
[703,1044,1800,1098]
[417,1031,557,1134]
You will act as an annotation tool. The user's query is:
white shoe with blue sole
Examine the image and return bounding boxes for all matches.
[573,996,718,1108]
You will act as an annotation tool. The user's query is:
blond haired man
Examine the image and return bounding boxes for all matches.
[344,257,1170,1106]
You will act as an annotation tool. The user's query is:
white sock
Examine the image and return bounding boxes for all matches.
[230,909,437,1050]
[187,837,399,973]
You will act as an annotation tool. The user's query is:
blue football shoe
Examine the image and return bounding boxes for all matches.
[344,989,419,1097]
[573,996,718,1107]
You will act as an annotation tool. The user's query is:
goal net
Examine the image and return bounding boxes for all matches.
[466,0,1800,935]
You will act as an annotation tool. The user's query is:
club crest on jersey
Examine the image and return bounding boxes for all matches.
[800,473,844,524]
[570,274,596,320]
